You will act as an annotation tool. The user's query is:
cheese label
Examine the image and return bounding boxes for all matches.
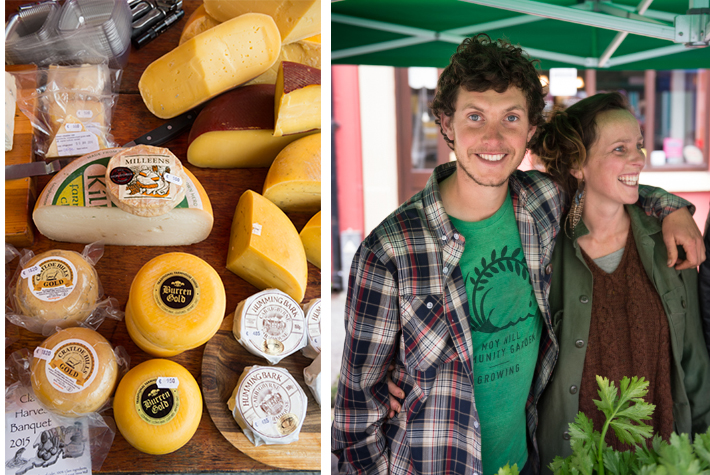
[34,347,54,361]
[111,153,181,202]
[306,299,321,350]
[76,109,94,119]
[252,223,262,236]
[54,131,100,157]
[135,378,180,425]
[242,290,305,356]
[44,339,99,393]
[25,256,78,302]
[153,271,200,315]
[157,377,179,389]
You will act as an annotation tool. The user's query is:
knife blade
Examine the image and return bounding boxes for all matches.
[5,108,199,180]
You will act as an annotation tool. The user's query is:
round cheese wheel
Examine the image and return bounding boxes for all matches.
[113,359,202,455]
[124,302,182,358]
[302,298,321,359]
[127,252,226,356]
[105,145,187,217]
[227,366,307,446]
[14,249,100,325]
[31,327,118,417]
[233,289,307,364]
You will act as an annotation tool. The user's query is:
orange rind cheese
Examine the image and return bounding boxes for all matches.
[263,133,321,213]
[299,211,321,269]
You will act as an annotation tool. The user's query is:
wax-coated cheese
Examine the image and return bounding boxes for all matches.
[226,190,308,302]
[139,13,281,119]
[247,37,321,85]
[14,249,100,325]
[299,212,321,269]
[127,252,226,356]
[227,366,307,446]
[179,4,221,45]
[6,72,17,151]
[263,133,320,213]
[187,85,314,168]
[113,359,202,455]
[301,298,321,359]
[233,289,307,364]
[34,149,214,246]
[204,0,320,44]
[125,302,183,358]
[273,62,321,137]
[105,145,187,217]
[31,327,118,417]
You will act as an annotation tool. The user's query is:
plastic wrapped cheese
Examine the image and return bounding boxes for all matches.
[301,298,321,359]
[233,289,307,364]
[227,366,307,446]
[303,353,321,406]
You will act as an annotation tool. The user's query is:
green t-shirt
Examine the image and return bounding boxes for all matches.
[449,192,542,475]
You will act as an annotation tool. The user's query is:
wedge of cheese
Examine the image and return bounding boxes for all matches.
[299,212,321,269]
[33,149,213,246]
[263,133,320,212]
[274,62,321,137]
[179,4,222,45]
[46,115,103,158]
[226,190,308,302]
[139,13,281,119]
[246,36,321,85]
[187,85,314,168]
[204,0,320,44]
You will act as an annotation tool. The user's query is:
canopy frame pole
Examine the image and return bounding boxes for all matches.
[598,0,655,67]
[605,43,689,66]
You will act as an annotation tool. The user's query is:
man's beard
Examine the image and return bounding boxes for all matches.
[457,155,510,188]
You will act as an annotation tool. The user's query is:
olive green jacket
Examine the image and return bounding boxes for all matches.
[537,205,710,473]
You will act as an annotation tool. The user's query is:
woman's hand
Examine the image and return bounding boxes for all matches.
[385,362,405,419]
[662,207,706,270]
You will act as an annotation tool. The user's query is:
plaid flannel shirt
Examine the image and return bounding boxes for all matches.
[332,161,691,475]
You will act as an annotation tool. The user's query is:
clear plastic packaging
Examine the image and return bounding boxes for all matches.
[303,353,321,406]
[6,241,123,336]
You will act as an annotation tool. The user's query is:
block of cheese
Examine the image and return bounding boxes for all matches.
[46,115,104,158]
[247,36,321,85]
[46,64,110,95]
[14,249,100,325]
[303,353,321,405]
[105,145,187,217]
[113,359,202,455]
[127,252,226,356]
[6,72,17,151]
[301,298,321,359]
[139,13,281,119]
[179,4,222,45]
[34,148,214,246]
[233,289,307,364]
[31,327,118,417]
[187,85,315,168]
[263,133,320,212]
[299,212,321,269]
[273,62,321,137]
[204,0,320,44]
[226,190,308,302]
[227,366,307,446]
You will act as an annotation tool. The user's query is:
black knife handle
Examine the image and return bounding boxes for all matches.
[129,109,200,147]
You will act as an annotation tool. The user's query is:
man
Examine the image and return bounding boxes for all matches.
[332,34,705,475]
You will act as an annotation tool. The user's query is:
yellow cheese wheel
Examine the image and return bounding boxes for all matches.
[226,190,308,302]
[127,253,226,355]
[15,249,100,325]
[31,327,118,417]
[300,212,321,269]
[113,359,202,455]
[124,302,182,358]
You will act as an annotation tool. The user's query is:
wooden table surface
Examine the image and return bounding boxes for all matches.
[4,1,322,473]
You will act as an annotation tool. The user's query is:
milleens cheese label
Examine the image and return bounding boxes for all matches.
[229,366,307,446]
[111,153,182,202]
[153,271,201,315]
[234,289,307,364]
[134,378,180,425]
[23,255,78,303]
[302,298,321,359]
[42,339,99,394]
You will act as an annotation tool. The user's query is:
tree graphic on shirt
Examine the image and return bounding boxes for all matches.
[468,245,537,333]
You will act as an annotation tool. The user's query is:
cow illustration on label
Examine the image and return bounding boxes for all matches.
[125,165,172,198]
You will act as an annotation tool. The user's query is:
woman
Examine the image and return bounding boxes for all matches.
[530,92,710,471]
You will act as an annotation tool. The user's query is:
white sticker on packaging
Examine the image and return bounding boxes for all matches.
[26,255,78,303]
[34,347,53,361]
[156,377,179,389]
[252,416,272,430]
[44,338,99,394]
[252,223,262,236]
[21,265,42,279]
[245,330,262,338]
[64,123,83,132]
[55,131,100,157]
[76,109,94,119]
[164,173,183,186]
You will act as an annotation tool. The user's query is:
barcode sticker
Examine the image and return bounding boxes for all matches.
[157,377,179,389]
[21,265,41,279]
[164,173,183,186]
[252,223,262,236]
[34,347,53,361]
[65,123,83,132]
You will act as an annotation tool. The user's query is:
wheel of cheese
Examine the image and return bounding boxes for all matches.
[227,366,307,446]
[30,327,118,417]
[113,359,202,455]
[233,289,307,364]
[301,298,321,359]
[15,249,100,325]
[105,145,187,217]
[127,252,226,356]
[124,302,182,358]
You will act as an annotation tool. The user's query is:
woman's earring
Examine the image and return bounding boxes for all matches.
[566,178,585,237]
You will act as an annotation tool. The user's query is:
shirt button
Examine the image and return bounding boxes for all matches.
[563,431,571,440]
[580,295,589,304]
[426,302,433,309]
[474,421,480,429]
[575,339,585,348]
[545,264,553,274]
[443,267,449,274]
[570,385,578,394]
[441,235,447,241]
[453,233,460,240]
[681,298,686,308]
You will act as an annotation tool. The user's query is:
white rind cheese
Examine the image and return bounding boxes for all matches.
[303,353,321,406]
[227,366,307,446]
[233,289,307,365]
[301,298,321,359]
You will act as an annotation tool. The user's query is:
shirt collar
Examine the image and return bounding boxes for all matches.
[421,162,460,245]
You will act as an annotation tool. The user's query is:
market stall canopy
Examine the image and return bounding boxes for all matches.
[332,0,710,70]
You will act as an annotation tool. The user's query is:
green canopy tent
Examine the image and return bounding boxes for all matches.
[332,0,710,70]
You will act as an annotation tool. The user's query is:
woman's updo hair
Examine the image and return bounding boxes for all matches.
[529,92,631,198]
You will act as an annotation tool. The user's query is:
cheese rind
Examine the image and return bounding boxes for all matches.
[204,0,320,44]
[273,62,321,137]
[179,4,221,45]
[226,190,308,302]
[299,211,321,269]
[31,327,118,417]
[246,38,321,86]
[139,13,281,119]
[301,298,321,359]
[113,359,202,455]
[187,84,314,168]
[263,133,321,213]
[34,148,214,246]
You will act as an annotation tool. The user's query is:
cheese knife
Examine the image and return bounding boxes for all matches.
[5,108,199,180]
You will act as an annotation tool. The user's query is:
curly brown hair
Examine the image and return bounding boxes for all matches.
[431,33,546,150]
[528,92,631,199]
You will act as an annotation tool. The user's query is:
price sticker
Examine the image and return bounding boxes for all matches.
[313,336,321,346]
[76,109,93,119]
[65,123,83,132]
[246,330,262,338]
[164,173,183,186]
[34,347,53,361]
[21,265,42,279]
[252,223,262,236]
[252,416,271,429]
[157,377,179,389]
